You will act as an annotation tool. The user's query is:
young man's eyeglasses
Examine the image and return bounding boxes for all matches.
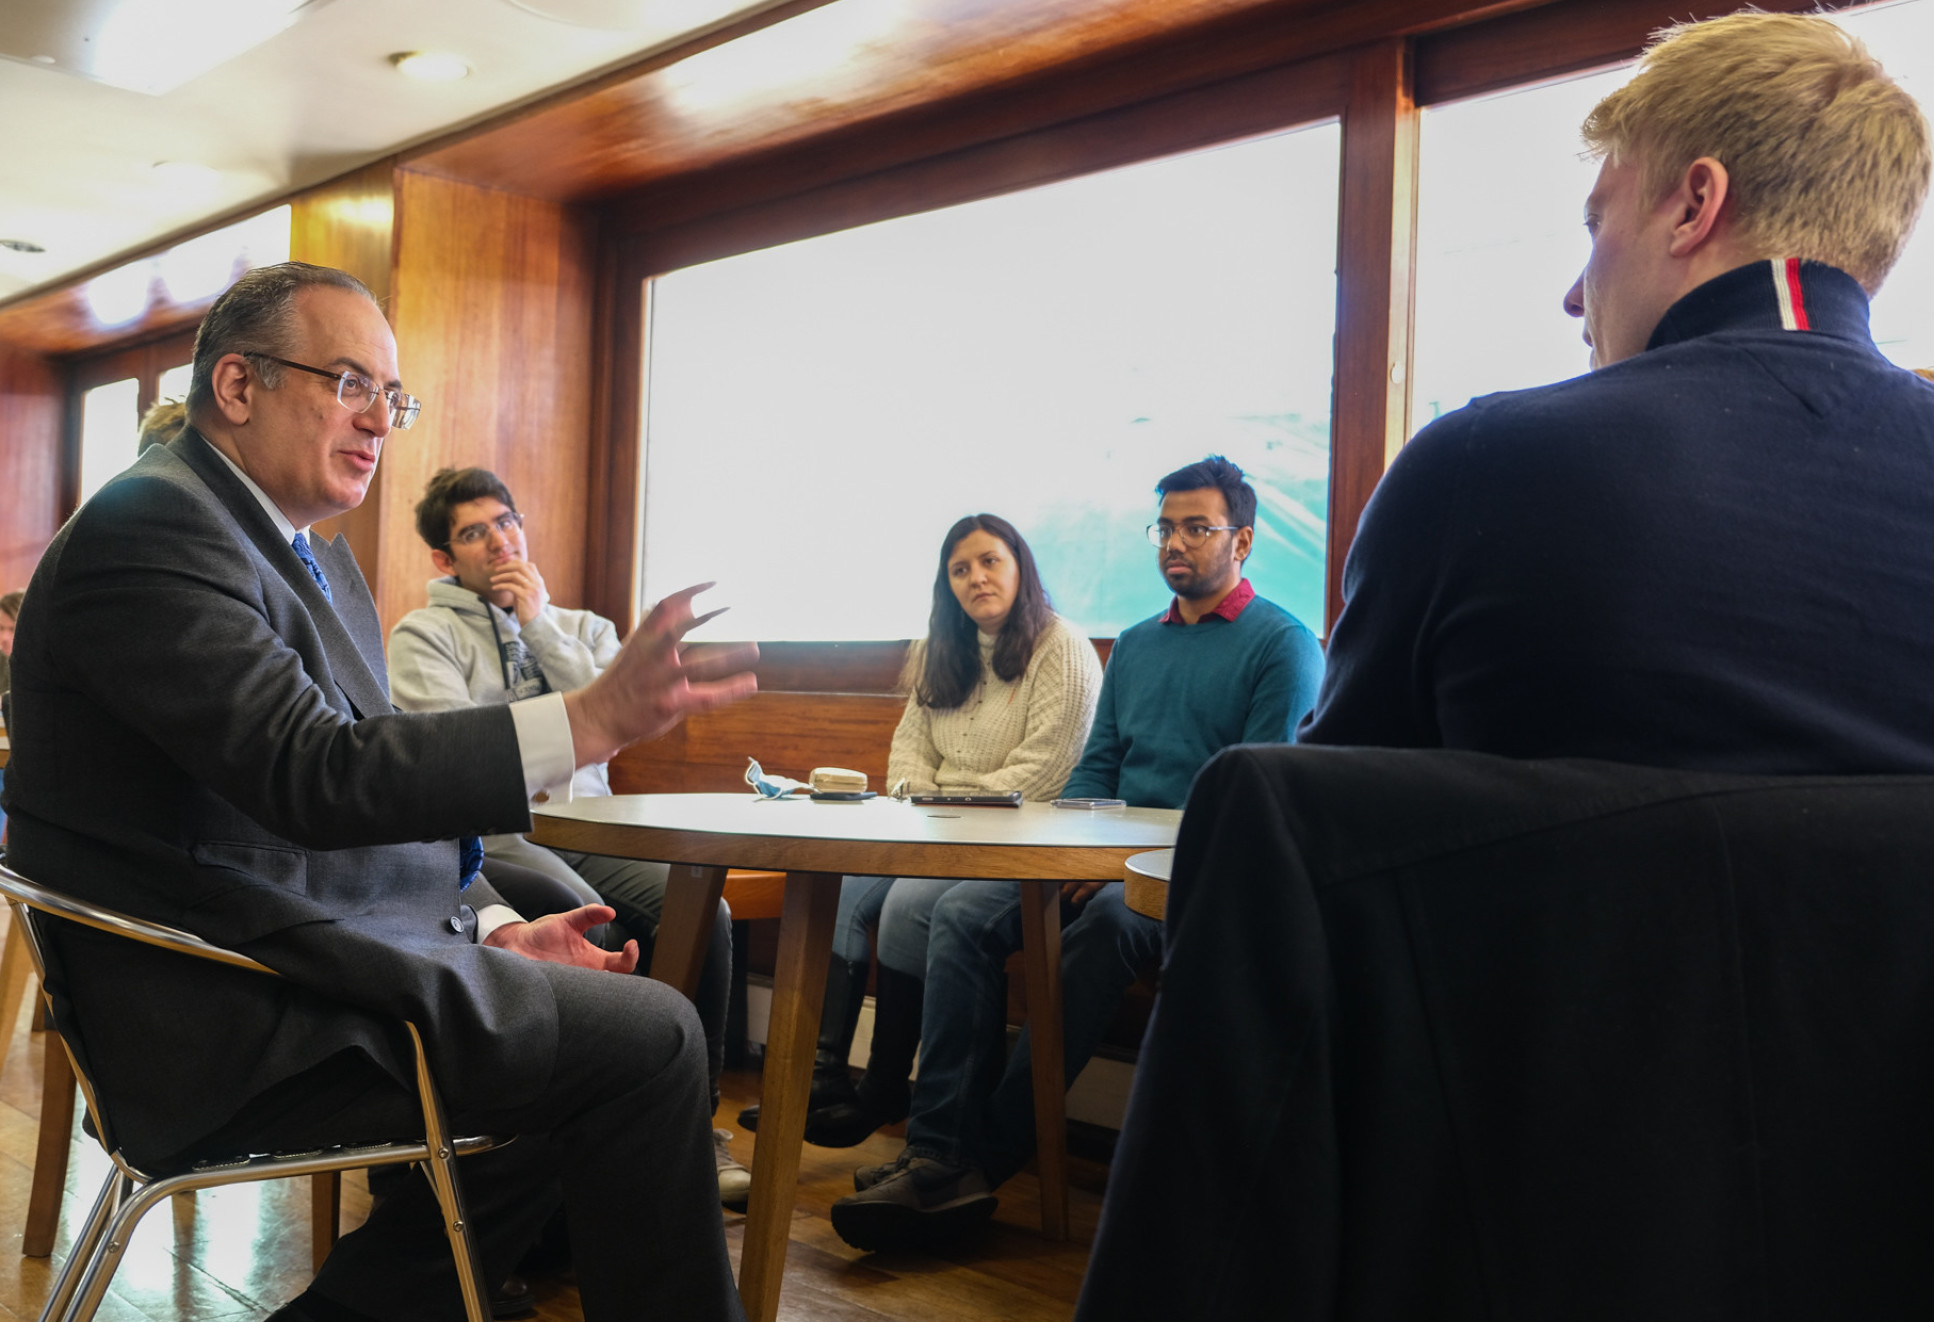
[448,510,524,548]
[1146,522,1240,549]
[245,353,422,430]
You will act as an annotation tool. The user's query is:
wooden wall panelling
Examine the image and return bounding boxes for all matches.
[288,160,398,305]
[295,161,400,581]
[1325,39,1419,633]
[747,638,1115,696]
[584,246,645,632]
[0,343,62,593]
[751,642,910,696]
[607,691,907,794]
[379,171,601,640]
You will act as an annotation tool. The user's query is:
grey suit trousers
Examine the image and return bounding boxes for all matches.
[187,960,745,1322]
[483,832,734,1109]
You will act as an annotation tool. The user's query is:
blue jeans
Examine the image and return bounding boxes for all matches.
[835,875,968,974]
[905,881,1162,1186]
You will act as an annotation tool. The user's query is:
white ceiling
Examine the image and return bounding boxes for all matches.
[0,0,789,303]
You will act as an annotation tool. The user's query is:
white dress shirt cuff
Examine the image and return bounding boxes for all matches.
[510,692,576,802]
[473,903,523,945]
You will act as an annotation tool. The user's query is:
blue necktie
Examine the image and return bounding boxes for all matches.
[291,533,331,602]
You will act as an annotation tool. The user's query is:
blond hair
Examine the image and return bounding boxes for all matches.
[138,397,186,453]
[1581,11,1931,293]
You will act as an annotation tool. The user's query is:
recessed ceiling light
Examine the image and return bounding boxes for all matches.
[0,239,46,254]
[390,51,472,82]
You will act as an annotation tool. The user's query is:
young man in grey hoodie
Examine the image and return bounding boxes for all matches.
[389,466,750,1206]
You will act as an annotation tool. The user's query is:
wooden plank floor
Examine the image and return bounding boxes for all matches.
[0,996,1105,1320]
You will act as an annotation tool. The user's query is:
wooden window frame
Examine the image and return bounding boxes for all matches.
[61,328,198,522]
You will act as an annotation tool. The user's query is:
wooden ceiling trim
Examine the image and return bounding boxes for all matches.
[625,49,1351,277]
[0,159,401,359]
[607,3,1383,241]
[409,0,1557,212]
[401,0,841,194]
[408,0,1295,203]
[0,274,216,361]
[1414,0,1869,107]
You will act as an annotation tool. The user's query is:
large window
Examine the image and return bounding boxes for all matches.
[1410,67,1628,426]
[77,378,141,506]
[1411,0,1934,431]
[640,123,1342,641]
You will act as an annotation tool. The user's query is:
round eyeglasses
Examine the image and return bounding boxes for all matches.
[246,353,422,429]
[448,510,524,548]
[1146,522,1240,549]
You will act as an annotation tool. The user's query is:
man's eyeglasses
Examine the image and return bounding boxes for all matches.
[1146,522,1240,549]
[246,353,422,430]
[448,510,524,548]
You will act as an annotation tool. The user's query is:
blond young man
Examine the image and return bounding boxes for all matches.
[1302,12,1934,769]
[1082,14,1934,1318]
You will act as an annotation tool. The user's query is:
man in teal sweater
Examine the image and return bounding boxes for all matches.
[832,455,1325,1250]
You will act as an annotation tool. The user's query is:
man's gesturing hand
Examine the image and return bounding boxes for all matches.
[483,905,640,973]
[562,583,759,769]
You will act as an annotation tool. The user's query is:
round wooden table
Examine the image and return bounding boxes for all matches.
[1123,847,1174,920]
[531,793,1179,1322]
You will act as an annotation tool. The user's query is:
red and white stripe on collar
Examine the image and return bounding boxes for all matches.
[1770,257,1811,331]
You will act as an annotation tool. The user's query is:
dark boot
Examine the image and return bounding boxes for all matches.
[805,964,923,1147]
[738,955,868,1132]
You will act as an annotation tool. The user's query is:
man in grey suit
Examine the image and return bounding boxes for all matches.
[1,262,757,1322]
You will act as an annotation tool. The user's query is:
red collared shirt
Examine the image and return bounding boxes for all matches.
[1161,576,1255,625]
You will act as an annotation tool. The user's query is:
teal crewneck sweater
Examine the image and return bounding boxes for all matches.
[1062,590,1324,809]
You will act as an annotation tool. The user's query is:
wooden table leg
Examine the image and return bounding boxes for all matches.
[647,864,729,999]
[738,870,839,1322]
[1018,881,1069,1240]
[24,1037,75,1257]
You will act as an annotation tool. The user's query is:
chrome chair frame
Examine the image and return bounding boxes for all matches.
[0,862,502,1322]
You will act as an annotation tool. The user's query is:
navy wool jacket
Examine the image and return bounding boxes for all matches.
[1302,260,1934,774]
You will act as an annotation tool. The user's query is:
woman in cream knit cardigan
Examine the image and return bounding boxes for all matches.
[740,514,1102,1146]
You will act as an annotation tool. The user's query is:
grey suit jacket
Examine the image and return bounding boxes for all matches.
[4,429,556,1163]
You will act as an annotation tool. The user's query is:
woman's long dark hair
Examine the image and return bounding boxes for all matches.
[911,514,1054,710]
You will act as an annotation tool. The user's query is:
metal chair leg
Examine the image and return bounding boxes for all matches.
[407,1023,492,1322]
[38,1168,125,1322]
[61,1173,185,1322]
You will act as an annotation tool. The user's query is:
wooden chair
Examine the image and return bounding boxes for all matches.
[0,861,504,1322]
